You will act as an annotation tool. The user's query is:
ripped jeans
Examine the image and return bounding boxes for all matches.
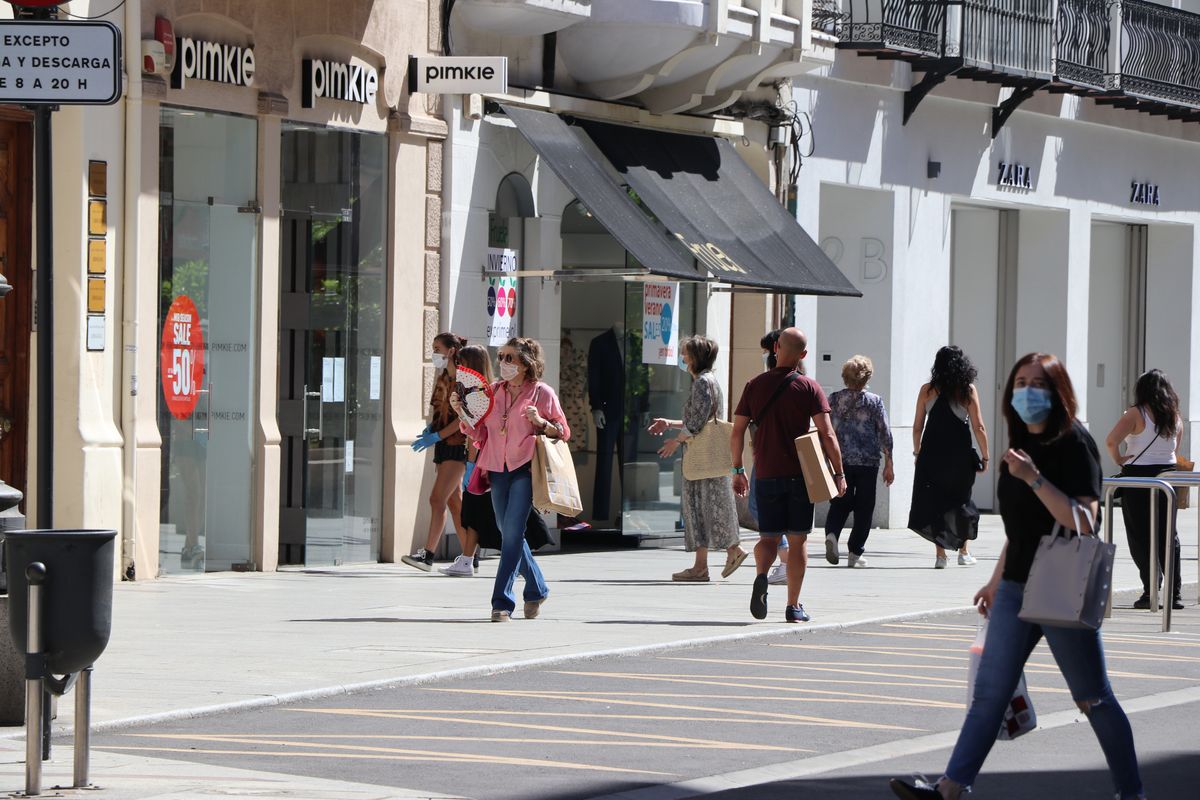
[944,580,1143,799]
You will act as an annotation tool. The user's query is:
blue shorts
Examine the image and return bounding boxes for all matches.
[754,475,813,536]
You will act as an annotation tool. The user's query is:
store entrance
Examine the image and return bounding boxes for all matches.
[277,127,387,566]
[0,118,31,506]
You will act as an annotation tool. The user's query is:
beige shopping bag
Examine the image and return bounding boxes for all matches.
[532,435,584,516]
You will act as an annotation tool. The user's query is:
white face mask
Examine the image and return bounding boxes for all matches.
[431,353,448,371]
[500,362,519,381]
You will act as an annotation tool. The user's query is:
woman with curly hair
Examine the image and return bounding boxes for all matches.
[1105,369,1185,609]
[908,346,990,568]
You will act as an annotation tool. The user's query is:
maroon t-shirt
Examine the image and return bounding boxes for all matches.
[734,368,831,479]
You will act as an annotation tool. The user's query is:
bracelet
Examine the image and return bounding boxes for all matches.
[833,473,844,479]
[731,466,746,475]
[1029,474,1045,491]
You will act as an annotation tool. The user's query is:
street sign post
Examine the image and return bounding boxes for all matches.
[0,20,122,104]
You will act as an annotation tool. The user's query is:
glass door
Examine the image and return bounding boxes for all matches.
[278,127,387,566]
[158,109,258,574]
[621,282,700,540]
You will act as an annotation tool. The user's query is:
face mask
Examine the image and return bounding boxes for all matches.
[431,353,448,371]
[500,362,519,381]
[678,359,691,374]
[1011,386,1053,425]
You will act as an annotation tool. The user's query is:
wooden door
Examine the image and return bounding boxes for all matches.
[0,115,33,505]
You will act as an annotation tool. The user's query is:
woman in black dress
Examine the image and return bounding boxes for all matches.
[909,346,990,568]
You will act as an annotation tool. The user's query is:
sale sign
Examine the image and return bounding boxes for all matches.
[642,281,680,365]
[487,275,518,346]
[161,295,206,420]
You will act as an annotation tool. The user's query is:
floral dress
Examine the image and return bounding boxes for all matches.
[681,371,740,551]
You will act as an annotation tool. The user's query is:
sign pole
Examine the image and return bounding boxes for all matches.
[34,101,52,528]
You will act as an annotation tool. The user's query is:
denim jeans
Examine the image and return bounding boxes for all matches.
[824,464,878,555]
[944,580,1143,798]
[489,464,549,614]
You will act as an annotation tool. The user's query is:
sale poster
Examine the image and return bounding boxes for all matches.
[160,295,206,420]
[642,281,680,365]
[487,275,518,346]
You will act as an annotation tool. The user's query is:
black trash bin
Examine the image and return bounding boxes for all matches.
[5,530,116,675]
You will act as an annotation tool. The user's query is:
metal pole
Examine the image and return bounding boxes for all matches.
[24,562,46,796]
[1149,487,1160,612]
[73,667,91,788]
[1163,487,1176,633]
[33,103,53,530]
[1104,486,1116,620]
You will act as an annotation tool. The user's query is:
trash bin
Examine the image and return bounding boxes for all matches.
[5,530,116,675]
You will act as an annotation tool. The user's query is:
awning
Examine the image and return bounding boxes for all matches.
[578,119,862,297]
[500,104,704,282]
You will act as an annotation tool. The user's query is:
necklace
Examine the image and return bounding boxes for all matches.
[500,380,525,434]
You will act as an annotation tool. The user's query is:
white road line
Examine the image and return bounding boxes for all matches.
[584,685,1200,800]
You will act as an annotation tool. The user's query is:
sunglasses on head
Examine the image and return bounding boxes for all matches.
[498,353,518,364]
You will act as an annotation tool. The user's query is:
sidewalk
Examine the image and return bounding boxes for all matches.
[0,513,1194,798]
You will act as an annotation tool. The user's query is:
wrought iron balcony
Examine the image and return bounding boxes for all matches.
[1110,0,1200,109]
[838,0,947,58]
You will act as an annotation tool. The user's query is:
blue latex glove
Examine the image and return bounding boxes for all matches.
[462,461,476,490]
[411,429,442,452]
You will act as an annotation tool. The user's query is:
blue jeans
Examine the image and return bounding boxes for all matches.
[945,580,1143,798]
[489,464,549,614]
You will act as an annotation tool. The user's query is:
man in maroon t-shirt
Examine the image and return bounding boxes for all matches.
[730,328,846,623]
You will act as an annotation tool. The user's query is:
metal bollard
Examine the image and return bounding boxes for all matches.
[73,667,92,788]
[24,562,46,797]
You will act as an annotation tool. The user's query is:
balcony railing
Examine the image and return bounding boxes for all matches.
[842,0,1200,120]
[1115,0,1200,108]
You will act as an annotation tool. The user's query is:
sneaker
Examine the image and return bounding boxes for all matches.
[490,609,511,622]
[473,552,480,570]
[1173,596,1185,610]
[958,552,977,566]
[847,553,868,568]
[523,597,547,619]
[934,555,947,570]
[401,549,434,571]
[824,533,839,565]
[785,603,810,623]
[750,574,769,620]
[439,555,474,577]
[1133,594,1151,610]
[889,778,942,800]
[766,563,788,585]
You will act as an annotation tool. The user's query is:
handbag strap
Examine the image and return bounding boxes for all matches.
[1054,500,1096,540]
[1123,430,1157,470]
[753,371,798,425]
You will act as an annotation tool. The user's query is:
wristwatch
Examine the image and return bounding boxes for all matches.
[731,466,746,475]
[1028,474,1045,491]
[833,473,845,479]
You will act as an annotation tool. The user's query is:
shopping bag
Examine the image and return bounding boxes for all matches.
[1019,503,1114,630]
[966,619,1037,741]
[1177,455,1194,510]
[682,418,734,480]
[532,435,583,516]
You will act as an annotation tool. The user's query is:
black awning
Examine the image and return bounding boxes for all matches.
[578,119,862,297]
[501,105,703,282]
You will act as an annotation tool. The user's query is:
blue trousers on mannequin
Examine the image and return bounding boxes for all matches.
[944,579,1143,798]
[489,463,549,614]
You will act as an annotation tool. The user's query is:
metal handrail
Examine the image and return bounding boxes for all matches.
[1102,477,1176,632]
[1152,471,1199,605]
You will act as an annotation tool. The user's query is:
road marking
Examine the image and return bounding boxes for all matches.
[284,708,795,749]
[417,688,927,731]
[583,686,1200,800]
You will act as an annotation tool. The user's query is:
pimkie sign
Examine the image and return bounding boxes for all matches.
[302,58,379,108]
[171,35,255,89]
[408,56,507,94]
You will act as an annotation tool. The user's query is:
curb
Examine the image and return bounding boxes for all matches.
[10,581,1164,740]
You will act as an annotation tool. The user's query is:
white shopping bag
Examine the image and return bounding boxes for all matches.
[966,618,1037,741]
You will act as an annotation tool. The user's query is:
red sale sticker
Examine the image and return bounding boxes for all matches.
[160,295,206,420]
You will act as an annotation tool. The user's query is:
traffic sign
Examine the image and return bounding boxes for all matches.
[0,20,122,105]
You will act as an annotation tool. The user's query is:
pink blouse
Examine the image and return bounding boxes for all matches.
[463,380,571,473]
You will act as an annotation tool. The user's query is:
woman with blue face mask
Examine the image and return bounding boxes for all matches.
[891,353,1145,800]
[402,332,469,571]
[649,335,748,582]
[909,346,990,568]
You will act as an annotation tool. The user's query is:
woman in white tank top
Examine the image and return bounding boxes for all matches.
[1104,369,1184,609]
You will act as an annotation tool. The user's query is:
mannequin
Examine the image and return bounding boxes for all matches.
[588,322,625,520]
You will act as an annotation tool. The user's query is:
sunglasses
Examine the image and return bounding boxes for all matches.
[498,353,519,364]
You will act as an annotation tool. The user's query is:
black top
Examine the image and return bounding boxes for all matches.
[996,421,1103,583]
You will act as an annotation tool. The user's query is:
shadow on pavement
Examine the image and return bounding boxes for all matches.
[290,617,493,624]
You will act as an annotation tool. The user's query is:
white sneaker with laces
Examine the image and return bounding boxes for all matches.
[440,554,475,576]
[958,552,977,566]
[766,563,788,585]
[935,555,948,569]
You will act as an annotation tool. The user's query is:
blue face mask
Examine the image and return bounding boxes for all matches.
[1011,386,1053,425]
[678,359,691,374]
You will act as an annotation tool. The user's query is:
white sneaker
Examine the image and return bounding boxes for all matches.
[847,553,868,568]
[824,533,839,565]
[958,552,977,566]
[935,555,948,569]
[440,555,475,577]
[766,563,788,585]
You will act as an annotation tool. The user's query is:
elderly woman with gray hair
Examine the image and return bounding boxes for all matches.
[823,355,894,568]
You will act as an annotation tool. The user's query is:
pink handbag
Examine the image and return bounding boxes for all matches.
[466,465,490,495]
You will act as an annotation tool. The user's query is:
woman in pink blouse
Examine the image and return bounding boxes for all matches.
[453,337,570,622]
